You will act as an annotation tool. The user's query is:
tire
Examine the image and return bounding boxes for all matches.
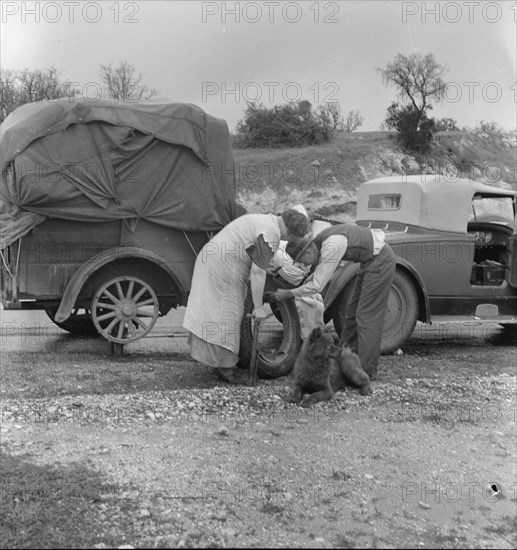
[331,270,419,354]
[46,308,99,335]
[239,281,301,379]
[91,275,160,344]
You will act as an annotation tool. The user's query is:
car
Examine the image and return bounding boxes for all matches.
[240,174,517,378]
[330,174,517,348]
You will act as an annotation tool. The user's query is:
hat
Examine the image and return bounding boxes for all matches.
[287,233,316,262]
[292,204,309,220]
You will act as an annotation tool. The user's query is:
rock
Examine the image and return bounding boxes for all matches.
[395,349,404,356]
[364,474,374,480]
[216,510,227,521]
[145,411,155,420]
[118,546,135,549]
[138,508,151,518]
[315,537,325,543]
[418,501,431,509]
[311,160,321,167]
[217,426,229,436]
[222,527,237,538]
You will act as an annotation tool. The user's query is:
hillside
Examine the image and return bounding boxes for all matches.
[232,131,517,218]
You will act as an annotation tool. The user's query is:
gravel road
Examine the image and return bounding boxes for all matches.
[1,309,516,548]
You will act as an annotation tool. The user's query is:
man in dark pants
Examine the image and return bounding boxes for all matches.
[273,223,396,379]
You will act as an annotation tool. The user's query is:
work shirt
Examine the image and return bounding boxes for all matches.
[290,228,385,298]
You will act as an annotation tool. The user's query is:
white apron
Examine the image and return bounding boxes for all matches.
[183,213,281,366]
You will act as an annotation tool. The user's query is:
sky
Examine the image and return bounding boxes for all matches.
[1,0,516,132]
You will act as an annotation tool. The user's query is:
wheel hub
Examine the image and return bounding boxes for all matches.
[118,301,136,318]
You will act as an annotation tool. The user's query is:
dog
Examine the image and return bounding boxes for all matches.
[286,326,371,407]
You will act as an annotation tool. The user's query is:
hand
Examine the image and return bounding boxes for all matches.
[253,305,271,319]
[273,289,294,302]
[266,267,282,277]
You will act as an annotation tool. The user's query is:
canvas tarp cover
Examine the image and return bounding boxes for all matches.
[0,98,238,249]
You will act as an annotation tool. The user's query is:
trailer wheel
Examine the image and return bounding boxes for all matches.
[91,276,160,344]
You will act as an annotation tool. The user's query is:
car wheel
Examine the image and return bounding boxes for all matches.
[91,276,160,344]
[332,270,419,354]
[45,307,99,335]
[382,270,419,353]
[239,287,301,379]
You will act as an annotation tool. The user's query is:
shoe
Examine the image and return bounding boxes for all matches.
[212,368,244,385]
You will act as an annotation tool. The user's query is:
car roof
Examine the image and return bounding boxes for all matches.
[357,174,516,233]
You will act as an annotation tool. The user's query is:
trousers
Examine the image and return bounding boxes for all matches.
[339,244,396,376]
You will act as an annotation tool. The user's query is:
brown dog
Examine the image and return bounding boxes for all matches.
[287,327,371,407]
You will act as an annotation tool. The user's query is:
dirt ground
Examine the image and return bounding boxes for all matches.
[1,310,516,549]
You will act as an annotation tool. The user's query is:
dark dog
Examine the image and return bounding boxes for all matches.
[287,327,371,407]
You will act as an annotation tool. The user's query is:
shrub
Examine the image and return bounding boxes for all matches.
[235,100,335,148]
[434,117,459,132]
[384,102,436,154]
[476,120,504,136]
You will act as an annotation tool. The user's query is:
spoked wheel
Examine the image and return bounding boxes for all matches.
[91,276,160,344]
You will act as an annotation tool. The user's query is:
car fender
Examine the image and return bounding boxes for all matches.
[322,257,431,324]
[54,246,186,322]
[323,262,361,311]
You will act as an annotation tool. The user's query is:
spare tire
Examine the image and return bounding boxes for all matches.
[239,279,301,379]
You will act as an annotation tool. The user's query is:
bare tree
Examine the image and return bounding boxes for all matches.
[476,120,504,136]
[378,53,446,115]
[99,61,157,101]
[378,53,447,152]
[343,108,364,132]
[0,66,79,122]
[316,102,343,132]
[0,69,18,122]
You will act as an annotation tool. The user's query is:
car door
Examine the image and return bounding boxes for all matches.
[509,210,517,288]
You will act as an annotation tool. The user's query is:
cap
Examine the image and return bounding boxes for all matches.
[292,204,309,220]
[287,233,316,262]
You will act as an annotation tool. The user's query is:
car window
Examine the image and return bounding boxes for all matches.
[367,194,402,210]
[468,196,514,226]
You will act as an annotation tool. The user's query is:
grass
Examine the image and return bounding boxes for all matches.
[0,453,141,549]
[233,131,396,192]
[231,130,517,214]
[0,347,208,399]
